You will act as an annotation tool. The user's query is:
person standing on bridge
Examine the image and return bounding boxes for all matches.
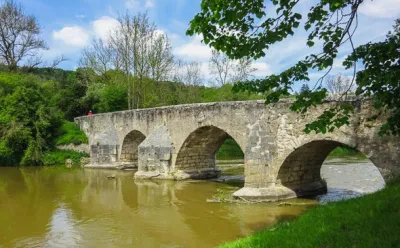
[88,110,93,116]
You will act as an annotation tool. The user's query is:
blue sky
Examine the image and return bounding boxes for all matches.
[17,0,400,89]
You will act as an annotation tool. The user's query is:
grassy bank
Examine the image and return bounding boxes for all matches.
[220,178,400,248]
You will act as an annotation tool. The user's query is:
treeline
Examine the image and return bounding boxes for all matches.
[31,67,263,120]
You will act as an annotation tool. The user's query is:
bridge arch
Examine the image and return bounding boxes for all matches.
[174,125,244,177]
[276,139,385,198]
[119,130,146,165]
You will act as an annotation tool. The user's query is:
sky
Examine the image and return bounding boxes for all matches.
[16,0,400,90]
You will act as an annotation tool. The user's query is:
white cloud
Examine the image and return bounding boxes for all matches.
[359,0,400,18]
[145,0,154,8]
[125,0,140,9]
[52,26,89,47]
[76,14,85,19]
[92,16,119,41]
[252,62,272,77]
[50,15,118,55]
[174,35,212,61]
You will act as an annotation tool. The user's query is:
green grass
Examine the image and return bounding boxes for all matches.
[327,145,367,159]
[55,121,88,145]
[219,178,400,248]
[217,138,244,160]
[41,149,89,165]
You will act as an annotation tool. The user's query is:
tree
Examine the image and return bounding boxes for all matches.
[233,57,257,83]
[148,33,174,82]
[80,38,120,75]
[103,12,174,109]
[344,19,400,136]
[325,74,355,96]
[209,49,234,86]
[0,73,62,165]
[0,1,47,71]
[209,49,256,86]
[187,1,400,136]
[171,60,203,103]
[300,84,310,94]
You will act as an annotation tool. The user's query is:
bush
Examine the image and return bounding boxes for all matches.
[55,121,88,145]
[42,149,89,165]
[0,72,63,165]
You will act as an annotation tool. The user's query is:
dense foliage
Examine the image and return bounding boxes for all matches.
[55,121,88,146]
[0,72,62,165]
[344,19,400,136]
[188,1,400,136]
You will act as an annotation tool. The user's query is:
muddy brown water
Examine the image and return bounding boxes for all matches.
[0,158,384,247]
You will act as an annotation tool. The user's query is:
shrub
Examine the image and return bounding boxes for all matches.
[42,149,89,165]
[55,121,88,145]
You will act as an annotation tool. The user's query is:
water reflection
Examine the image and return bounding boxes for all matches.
[0,167,311,248]
[0,159,385,247]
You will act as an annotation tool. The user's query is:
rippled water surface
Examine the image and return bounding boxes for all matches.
[0,158,384,247]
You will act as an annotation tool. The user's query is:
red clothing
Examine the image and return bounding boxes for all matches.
[88,111,93,116]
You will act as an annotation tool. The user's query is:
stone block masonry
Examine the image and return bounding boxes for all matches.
[75,100,400,201]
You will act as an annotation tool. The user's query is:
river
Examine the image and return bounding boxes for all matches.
[0,158,384,247]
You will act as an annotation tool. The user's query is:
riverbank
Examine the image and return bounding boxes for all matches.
[219,177,400,248]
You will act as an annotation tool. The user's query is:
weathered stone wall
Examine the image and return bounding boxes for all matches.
[136,126,172,179]
[75,99,400,201]
[90,144,119,165]
[56,144,89,154]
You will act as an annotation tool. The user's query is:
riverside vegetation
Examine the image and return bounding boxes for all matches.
[0,68,264,166]
[220,177,400,248]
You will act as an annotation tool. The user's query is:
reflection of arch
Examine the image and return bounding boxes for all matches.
[276,140,383,197]
[175,126,244,170]
[120,130,146,164]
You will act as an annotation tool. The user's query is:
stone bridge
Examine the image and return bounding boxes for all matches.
[74,100,400,201]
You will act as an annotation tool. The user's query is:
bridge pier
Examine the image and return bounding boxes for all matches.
[233,181,327,201]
